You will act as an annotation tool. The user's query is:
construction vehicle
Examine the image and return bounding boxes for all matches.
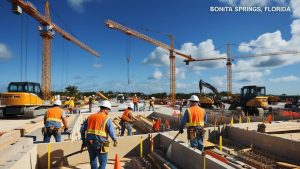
[198,79,222,108]
[0,82,49,118]
[267,95,280,104]
[229,85,269,115]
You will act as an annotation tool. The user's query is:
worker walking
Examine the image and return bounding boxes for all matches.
[133,94,139,112]
[81,100,117,169]
[148,97,155,111]
[43,100,68,143]
[179,95,207,152]
[120,103,134,136]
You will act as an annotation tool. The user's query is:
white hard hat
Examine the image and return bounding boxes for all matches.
[128,103,134,109]
[151,97,155,100]
[99,100,112,110]
[188,95,199,102]
[53,100,62,106]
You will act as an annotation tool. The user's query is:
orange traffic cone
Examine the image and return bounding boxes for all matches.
[114,153,121,169]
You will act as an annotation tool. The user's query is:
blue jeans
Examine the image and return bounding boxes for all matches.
[87,142,108,169]
[134,103,138,112]
[43,128,61,143]
[190,135,204,151]
[121,122,132,136]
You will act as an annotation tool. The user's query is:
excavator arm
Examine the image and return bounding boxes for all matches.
[199,80,219,96]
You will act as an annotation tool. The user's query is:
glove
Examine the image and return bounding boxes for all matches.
[113,140,118,147]
[64,127,69,132]
[179,128,184,134]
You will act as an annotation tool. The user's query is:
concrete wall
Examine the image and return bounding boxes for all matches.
[226,126,300,165]
[159,134,234,169]
[0,138,37,169]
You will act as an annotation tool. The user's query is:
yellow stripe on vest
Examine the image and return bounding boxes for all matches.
[87,117,110,137]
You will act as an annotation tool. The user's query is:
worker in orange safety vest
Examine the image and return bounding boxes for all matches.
[43,100,68,143]
[133,94,139,112]
[179,95,207,152]
[81,100,117,169]
[120,103,134,136]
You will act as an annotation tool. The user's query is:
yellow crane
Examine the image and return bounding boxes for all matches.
[105,19,196,105]
[0,0,99,117]
[11,0,100,100]
[184,44,300,97]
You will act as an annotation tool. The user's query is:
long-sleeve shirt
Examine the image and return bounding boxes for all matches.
[180,108,207,130]
[80,117,117,143]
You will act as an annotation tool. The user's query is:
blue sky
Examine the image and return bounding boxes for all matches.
[0,0,299,95]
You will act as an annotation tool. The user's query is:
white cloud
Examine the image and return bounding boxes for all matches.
[269,75,299,82]
[93,63,102,68]
[148,68,163,80]
[142,47,169,67]
[291,0,300,18]
[0,43,11,59]
[219,0,286,7]
[67,0,97,13]
[143,39,226,73]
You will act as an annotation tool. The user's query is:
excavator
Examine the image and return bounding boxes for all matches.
[0,82,49,118]
[229,85,269,115]
[199,80,222,108]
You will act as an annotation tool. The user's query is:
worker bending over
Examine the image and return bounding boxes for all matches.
[120,103,134,136]
[179,95,207,152]
[43,100,68,143]
[81,100,117,169]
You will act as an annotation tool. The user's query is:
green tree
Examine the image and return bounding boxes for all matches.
[65,85,79,97]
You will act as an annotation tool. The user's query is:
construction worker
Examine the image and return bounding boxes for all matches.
[179,95,207,152]
[64,97,70,108]
[81,100,117,169]
[152,118,161,132]
[148,97,155,111]
[43,100,68,143]
[88,96,93,113]
[69,97,75,114]
[120,103,134,136]
[133,94,139,112]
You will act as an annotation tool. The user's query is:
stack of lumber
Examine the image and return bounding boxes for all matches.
[257,122,300,133]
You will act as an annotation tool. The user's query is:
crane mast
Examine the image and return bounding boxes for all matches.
[11,0,100,100]
[105,19,195,105]
[184,45,300,96]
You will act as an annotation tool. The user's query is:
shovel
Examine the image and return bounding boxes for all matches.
[166,131,180,158]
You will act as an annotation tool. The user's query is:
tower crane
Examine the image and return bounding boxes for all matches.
[105,19,196,105]
[10,0,100,100]
[184,44,300,97]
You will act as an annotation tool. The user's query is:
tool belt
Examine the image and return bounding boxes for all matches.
[43,126,61,134]
[187,126,205,140]
[88,140,110,153]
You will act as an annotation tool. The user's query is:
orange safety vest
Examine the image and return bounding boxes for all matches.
[46,107,63,122]
[87,112,110,138]
[186,106,205,127]
[133,97,139,103]
[121,109,132,122]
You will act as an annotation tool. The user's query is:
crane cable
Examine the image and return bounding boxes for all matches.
[126,36,131,85]
[20,14,24,81]
[25,14,29,81]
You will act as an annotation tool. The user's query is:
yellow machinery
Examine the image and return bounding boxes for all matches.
[229,85,269,115]
[0,82,49,118]
[199,79,222,108]
[267,95,280,104]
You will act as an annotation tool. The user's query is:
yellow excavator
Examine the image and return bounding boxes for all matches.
[0,82,49,118]
[229,85,269,115]
[199,79,222,108]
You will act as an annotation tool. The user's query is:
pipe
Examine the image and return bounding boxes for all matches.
[150,152,179,169]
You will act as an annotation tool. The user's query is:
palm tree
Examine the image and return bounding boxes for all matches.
[65,85,79,97]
